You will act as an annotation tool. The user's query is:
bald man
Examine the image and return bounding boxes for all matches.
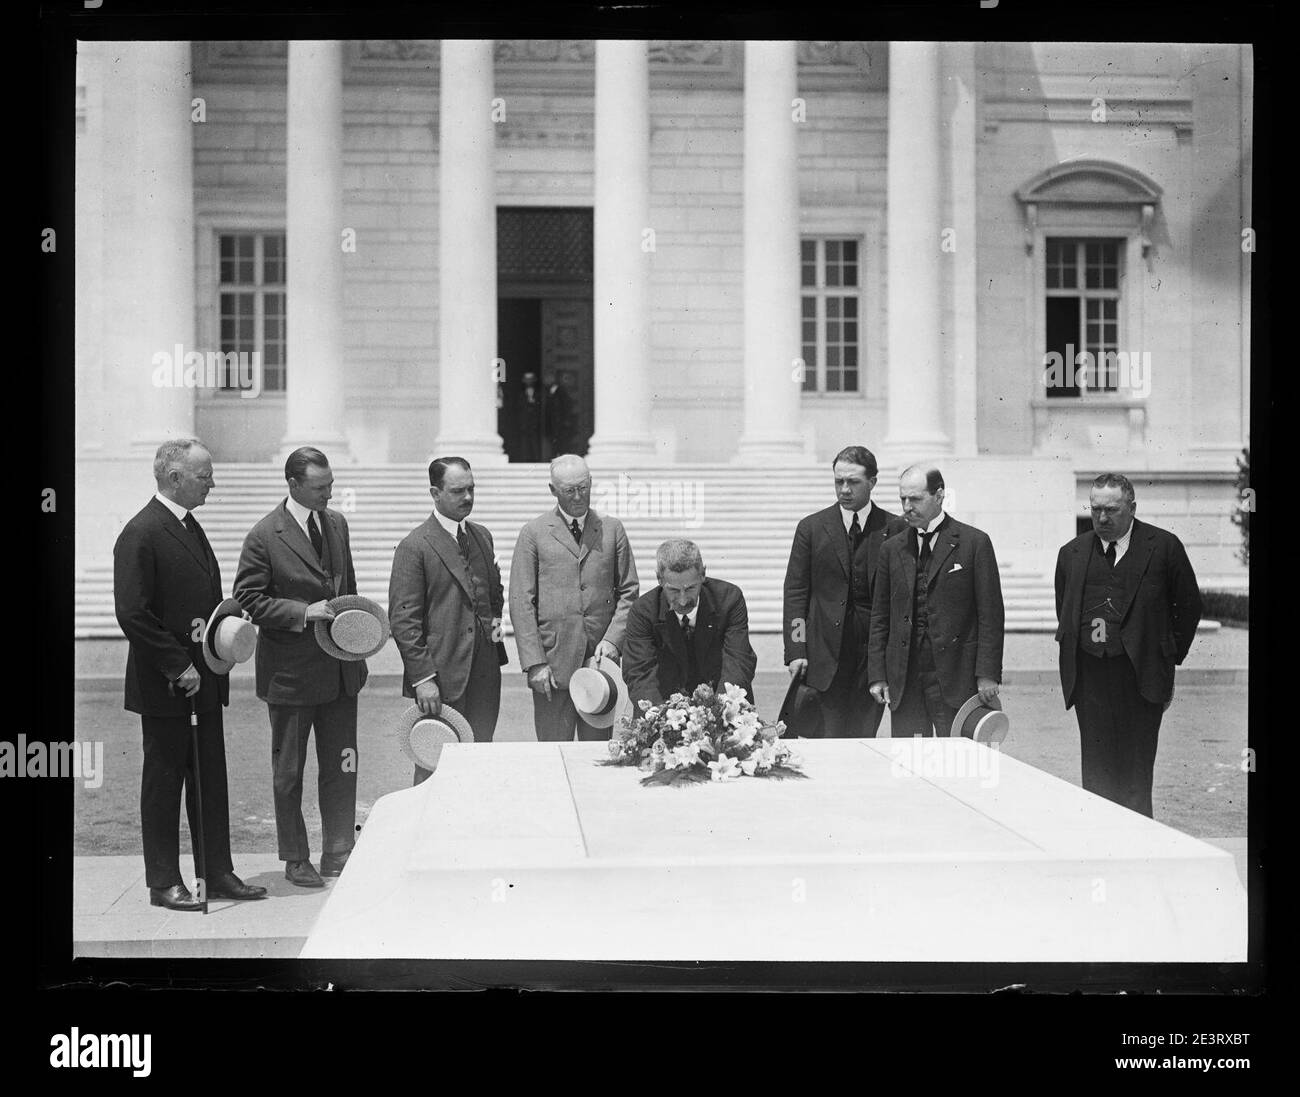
[509,455,640,741]
[868,466,1005,737]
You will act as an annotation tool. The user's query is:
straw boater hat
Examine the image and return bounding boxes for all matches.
[314,594,390,661]
[568,655,630,729]
[951,694,1010,745]
[394,703,475,772]
[201,597,258,675]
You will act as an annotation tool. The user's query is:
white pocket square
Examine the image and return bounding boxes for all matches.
[948,563,963,573]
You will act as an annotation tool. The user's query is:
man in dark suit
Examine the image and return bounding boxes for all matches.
[517,372,543,462]
[783,445,906,737]
[1055,473,1202,817]
[113,438,266,911]
[868,466,1005,737]
[233,447,367,888]
[389,457,504,785]
[543,371,574,458]
[623,539,757,707]
[509,454,640,741]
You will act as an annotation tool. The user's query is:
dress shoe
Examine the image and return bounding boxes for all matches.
[319,851,351,877]
[206,871,268,900]
[284,860,324,888]
[149,884,204,912]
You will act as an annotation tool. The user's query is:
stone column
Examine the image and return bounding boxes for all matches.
[112,42,196,454]
[585,38,657,466]
[735,41,805,462]
[282,40,351,460]
[884,41,951,460]
[432,39,505,462]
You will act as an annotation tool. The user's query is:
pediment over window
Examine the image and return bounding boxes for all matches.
[1016,160,1162,207]
[1015,161,1162,257]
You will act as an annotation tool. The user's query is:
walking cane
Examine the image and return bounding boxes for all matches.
[189,695,208,915]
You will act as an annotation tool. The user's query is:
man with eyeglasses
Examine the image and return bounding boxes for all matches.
[509,454,640,741]
[1054,473,1202,817]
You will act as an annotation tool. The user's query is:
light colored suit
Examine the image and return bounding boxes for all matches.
[509,507,639,688]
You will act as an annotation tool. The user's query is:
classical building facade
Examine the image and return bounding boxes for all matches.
[74,39,1251,584]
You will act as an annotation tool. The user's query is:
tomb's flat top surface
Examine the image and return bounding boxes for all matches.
[406,739,1225,869]
[303,739,1248,963]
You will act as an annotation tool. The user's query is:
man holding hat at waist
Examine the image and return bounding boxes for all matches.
[510,454,640,741]
[114,438,266,910]
[389,456,505,785]
[234,446,368,888]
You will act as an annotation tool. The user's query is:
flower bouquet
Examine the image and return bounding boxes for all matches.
[605,682,806,786]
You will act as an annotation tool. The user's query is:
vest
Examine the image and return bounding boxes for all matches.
[461,526,495,633]
[1077,538,1129,657]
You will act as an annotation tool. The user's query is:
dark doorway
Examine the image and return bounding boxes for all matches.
[497,207,594,462]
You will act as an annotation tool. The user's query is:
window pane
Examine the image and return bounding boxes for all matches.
[826,240,841,262]
[827,345,840,368]
[843,298,857,318]
[801,240,815,262]
[826,298,840,319]
[842,369,858,391]
[801,296,816,318]
[827,321,840,342]
[825,265,840,288]
[844,345,858,367]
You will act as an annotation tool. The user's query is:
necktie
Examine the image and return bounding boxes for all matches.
[849,511,862,552]
[679,614,698,687]
[308,512,323,560]
[569,518,582,544]
[918,530,932,573]
[456,522,471,562]
[1104,540,1117,568]
[182,512,197,538]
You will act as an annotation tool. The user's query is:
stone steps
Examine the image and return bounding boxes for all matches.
[75,463,1063,636]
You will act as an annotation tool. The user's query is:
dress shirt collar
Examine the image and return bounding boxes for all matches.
[153,492,189,524]
[840,500,873,534]
[914,510,946,555]
[432,506,464,539]
[285,495,320,537]
[557,506,587,530]
[676,602,700,629]
[1097,522,1134,563]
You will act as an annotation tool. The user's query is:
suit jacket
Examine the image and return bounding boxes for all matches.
[622,577,758,707]
[114,497,230,717]
[783,502,906,691]
[233,501,367,706]
[1054,517,1202,707]
[867,515,1005,709]
[509,507,640,689]
[388,514,504,700]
